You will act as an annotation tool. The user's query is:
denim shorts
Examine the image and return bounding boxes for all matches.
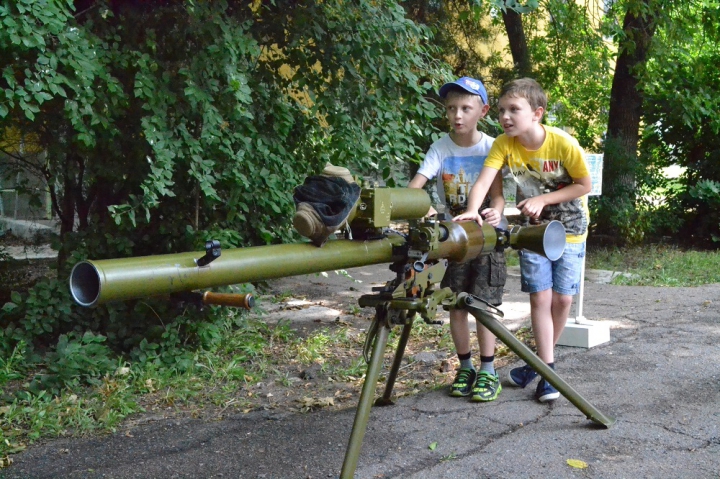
[518,242,585,295]
[441,250,507,306]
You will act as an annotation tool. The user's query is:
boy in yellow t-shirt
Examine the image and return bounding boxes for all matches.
[454,78,591,403]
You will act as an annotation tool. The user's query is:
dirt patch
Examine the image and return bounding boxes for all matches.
[165,265,533,420]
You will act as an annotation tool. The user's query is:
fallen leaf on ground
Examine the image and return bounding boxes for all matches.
[567,458,588,469]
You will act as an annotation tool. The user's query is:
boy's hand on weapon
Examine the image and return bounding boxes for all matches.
[452,210,483,225]
[480,207,501,227]
[517,196,546,221]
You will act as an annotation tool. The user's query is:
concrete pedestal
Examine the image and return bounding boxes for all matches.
[557,317,610,348]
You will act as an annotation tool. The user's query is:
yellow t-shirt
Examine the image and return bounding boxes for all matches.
[485,126,591,243]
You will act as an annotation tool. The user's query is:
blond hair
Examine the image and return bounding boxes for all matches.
[444,87,485,106]
[500,78,547,111]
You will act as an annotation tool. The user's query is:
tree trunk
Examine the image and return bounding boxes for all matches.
[596,1,657,236]
[502,5,532,77]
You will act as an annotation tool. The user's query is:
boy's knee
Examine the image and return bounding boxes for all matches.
[552,292,574,309]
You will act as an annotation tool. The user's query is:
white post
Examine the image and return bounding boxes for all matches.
[556,153,610,348]
[556,238,610,348]
[574,251,587,323]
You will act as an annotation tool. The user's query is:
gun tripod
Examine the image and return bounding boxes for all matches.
[339,258,615,478]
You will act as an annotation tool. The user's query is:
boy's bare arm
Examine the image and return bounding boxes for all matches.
[453,167,501,224]
[407,174,428,189]
[481,174,505,227]
[516,175,591,220]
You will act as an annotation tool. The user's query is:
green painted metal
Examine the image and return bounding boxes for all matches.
[428,218,498,263]
[507,220,566,261]
[459,293,616,428]
[340,310,391,479]
[338,287,616,478]
[349,187,432,228]
[383,187,432,220]
[70,221,486,308]
[70,235,406,307]
[69,219,566,308]
[66,197,613,477]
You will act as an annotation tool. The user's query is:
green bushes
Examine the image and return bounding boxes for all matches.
[28,332,117,395]
[1,0,450,404]
[687,180,720,244]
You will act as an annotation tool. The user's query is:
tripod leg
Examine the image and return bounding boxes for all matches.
[458,293,616,428]
[376,311,414,406]
[340,315,391,478]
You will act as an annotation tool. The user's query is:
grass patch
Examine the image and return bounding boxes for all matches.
[506,249,519,267]
[0,314,458,461]
[586,244,720,286]
[510,243,720,287]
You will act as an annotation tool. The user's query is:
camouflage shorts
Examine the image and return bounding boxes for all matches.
[440,250,507,306]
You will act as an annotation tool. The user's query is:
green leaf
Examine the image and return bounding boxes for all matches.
[566,458,588,469]
[2,302,17,312]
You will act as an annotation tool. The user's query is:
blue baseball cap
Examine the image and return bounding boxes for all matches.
[438,77,488,105]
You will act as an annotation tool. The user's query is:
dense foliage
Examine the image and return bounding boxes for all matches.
[0,0,448,392]
[639,0,720,245]
[1,0,447,250]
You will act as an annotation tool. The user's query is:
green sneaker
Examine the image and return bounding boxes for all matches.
[449,368,477,397]
[471,371,502,402]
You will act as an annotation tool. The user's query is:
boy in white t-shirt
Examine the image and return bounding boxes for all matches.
[408,77,507,403]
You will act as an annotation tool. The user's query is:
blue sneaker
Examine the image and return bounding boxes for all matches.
[535,379,560,402]
[507,364,538,388]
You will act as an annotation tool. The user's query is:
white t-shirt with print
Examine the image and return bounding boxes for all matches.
[417,133,495,214]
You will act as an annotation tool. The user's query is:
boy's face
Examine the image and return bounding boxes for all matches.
[497,94,544,137]
[444,94,489,136]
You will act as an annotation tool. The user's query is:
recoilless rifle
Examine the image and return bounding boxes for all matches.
[69,187,615,478]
